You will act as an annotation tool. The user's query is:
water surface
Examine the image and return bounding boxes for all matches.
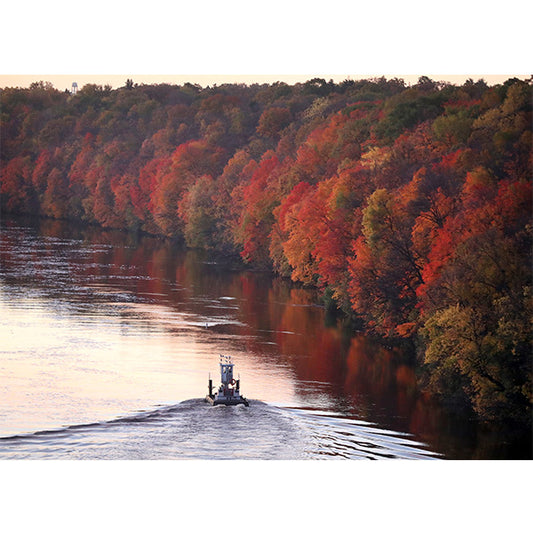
[0,217,527,458]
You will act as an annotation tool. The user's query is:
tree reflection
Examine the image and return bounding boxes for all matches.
[2,216,530,458]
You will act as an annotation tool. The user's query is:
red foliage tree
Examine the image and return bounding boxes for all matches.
[149,140,226,237]
[0,156,33,213]
[235,152,286,266]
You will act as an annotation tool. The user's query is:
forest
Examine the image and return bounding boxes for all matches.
[1,76,531,423]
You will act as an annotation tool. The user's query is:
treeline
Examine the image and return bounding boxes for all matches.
[1,76,531,421]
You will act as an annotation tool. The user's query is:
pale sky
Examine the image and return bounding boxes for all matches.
[0,74,528,91]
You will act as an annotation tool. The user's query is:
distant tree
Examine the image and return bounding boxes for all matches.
[0,156,33,212]
[256,107,292,138]
[41,168,68,218]
[178,175,219,249]
[150,140,226,236]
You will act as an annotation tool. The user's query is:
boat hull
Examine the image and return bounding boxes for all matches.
[205,395,249,407]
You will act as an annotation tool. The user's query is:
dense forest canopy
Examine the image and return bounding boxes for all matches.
[1,76,531,422]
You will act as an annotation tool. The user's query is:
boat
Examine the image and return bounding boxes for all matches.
[205,355,249,406]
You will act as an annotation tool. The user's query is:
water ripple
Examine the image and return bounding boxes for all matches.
[0,401,440,460]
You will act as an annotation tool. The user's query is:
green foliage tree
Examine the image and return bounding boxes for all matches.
[178,175,219,250]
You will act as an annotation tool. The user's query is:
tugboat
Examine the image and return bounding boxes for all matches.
[205,355,249,406]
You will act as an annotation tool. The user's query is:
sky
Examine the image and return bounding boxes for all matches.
[0,73,528,91]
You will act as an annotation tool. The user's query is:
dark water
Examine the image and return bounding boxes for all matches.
[0,217,529,459]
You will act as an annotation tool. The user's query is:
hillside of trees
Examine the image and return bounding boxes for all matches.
[1,76,531,422]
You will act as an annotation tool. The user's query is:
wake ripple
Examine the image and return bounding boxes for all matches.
[0,400,439,460]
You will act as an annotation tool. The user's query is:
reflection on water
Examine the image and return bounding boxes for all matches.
[0,216,529,458]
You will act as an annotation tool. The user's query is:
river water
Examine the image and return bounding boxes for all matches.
[0,217,529,459]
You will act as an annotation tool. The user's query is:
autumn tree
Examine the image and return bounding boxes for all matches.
[0,156,34,213]
[234,152,284,267]
[149,140,226,237]
[256,107,292,138]
[419,179,532,420]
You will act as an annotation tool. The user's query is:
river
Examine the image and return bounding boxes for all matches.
[0,216,529,459]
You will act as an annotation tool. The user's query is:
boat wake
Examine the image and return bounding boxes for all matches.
[0,400,439,459]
